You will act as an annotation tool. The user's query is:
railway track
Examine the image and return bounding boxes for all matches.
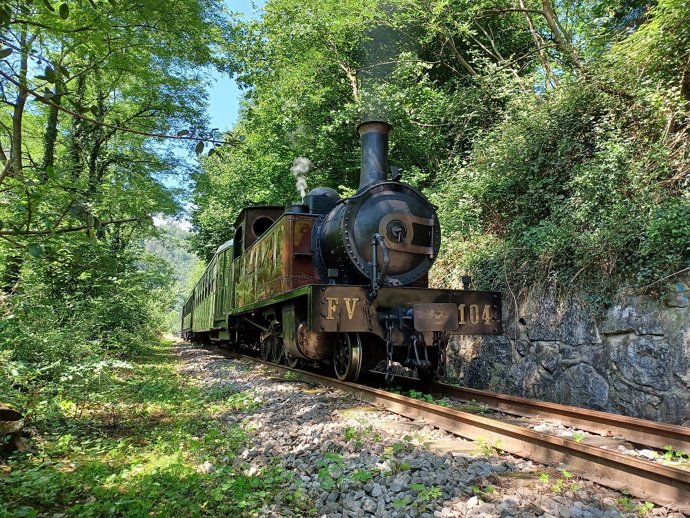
[219,348,690,513]
[428,383,690,453]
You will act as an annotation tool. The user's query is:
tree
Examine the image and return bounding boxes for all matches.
[0,0,232,418]
[191,0,689,299]
[0,0,231,262]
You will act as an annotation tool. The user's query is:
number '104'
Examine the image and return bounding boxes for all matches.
[459,304,493,325]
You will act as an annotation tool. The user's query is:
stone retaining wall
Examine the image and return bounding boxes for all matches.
[448,277,690,424]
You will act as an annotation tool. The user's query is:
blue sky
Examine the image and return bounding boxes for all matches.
[156,0,265,224]
[206,0,265,131]
[206,75,242,131]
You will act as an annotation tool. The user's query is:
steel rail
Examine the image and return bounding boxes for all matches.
[223,351,690,512]
[430,383,690,452]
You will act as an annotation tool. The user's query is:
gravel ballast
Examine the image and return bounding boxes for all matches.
[177,343,686,518]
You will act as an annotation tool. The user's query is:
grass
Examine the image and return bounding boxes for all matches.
[0,340,310,517]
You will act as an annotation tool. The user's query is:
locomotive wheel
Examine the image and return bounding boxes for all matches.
[270,336,284,364]
[333,332,363,382]
[285,351,300,369]
[260,338,271,361]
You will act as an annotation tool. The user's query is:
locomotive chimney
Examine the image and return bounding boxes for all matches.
[357,120,391,190]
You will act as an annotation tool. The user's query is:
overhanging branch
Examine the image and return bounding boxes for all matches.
[0,216,150,237]
[0,68,239,147]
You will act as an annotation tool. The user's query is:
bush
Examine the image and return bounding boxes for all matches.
[0,240,176,424]
[432,78,689,300]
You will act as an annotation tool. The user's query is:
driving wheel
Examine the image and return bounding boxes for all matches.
[270,336,284,364]
[333,332,363,382]
[260,338,271,361]
[285,352,300,368]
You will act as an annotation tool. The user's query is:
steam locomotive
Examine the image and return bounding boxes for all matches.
[181,121,502,383]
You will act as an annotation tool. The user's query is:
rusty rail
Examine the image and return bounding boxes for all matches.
[430,383,690,452]
[217,350,690,512]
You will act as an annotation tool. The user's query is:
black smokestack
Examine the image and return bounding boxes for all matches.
[357,120,391,189]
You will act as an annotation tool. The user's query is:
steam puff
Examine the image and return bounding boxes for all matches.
[290,156,313,201]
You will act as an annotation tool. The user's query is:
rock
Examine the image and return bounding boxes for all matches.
[638,449,657,460]
[200,461,215,473]
[362,498,377,513]
[477,503,498,515]
[506,357,541,397]
[371,483,383,497]
[447,276,690,423]
[499,498,519,516]
[177,341,658,518]
[667,280,689,308]
[376,497,386,515]
[390,481,405,493]
[535,342,560,373]
[556,363,609,411]
[343,497,358,511]
[0,405,24,454]
[469,461,493,477]
[609,334,671,390]
[466,356,493,389]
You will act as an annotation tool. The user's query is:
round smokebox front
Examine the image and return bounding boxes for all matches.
[319,182,441,286]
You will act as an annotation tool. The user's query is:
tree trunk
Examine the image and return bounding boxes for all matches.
[541,0,580,68]
[42,103,61,172]
[519,0,557,88]
[10,31,36,178]
[69,74,87,180]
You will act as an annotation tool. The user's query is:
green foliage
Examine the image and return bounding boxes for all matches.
[458,399,490,415]
[662,444,689,462]
[0,241,176,422]
[408,389,435,404]
[471,482,494,496]
[571,431,586,443]
[434,74,689,299]
[187,0,690,306]
[0,0,211,442]
[540,469,580,495]
[316,451,346,490]
[618,495,636,512]
[410,483,443,502]
[638,501,655,517]
[282,370,301,381]
[145,223,204,334]
[1,341,310,516]
[343,424,376,448]
[351,468,374,483]
[393,497,412,510]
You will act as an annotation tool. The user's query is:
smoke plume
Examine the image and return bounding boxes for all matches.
[290,156,313,201]
[359,3,419,122]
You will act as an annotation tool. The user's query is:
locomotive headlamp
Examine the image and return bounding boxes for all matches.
[386,220,408,243]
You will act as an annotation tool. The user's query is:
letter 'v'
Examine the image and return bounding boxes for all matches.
[344,297,359,319]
